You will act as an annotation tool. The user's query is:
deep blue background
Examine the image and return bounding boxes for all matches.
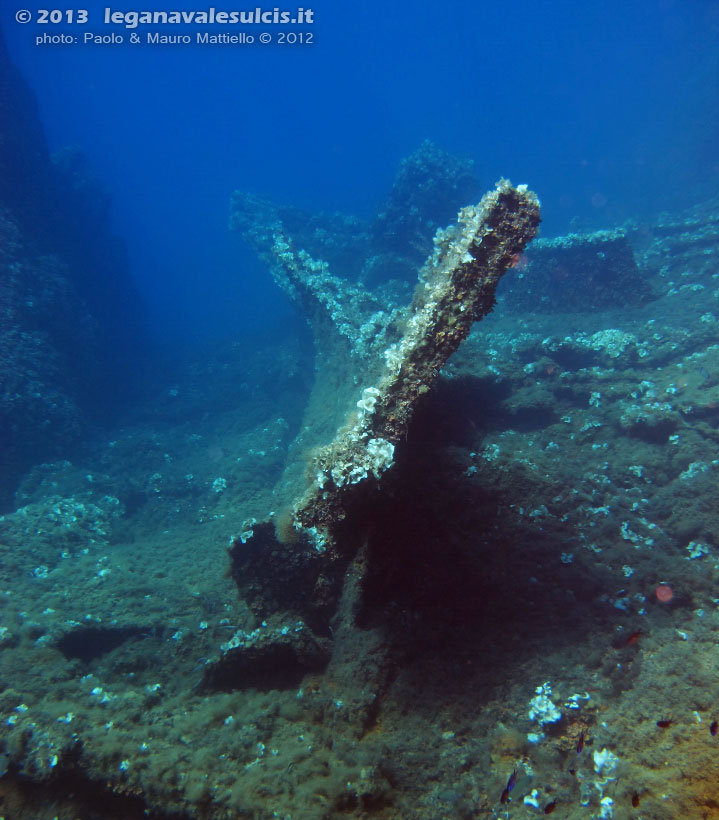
[2,0,718,345]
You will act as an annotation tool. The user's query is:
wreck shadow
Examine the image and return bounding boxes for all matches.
[350,380,616,691]
[408,373,561,446]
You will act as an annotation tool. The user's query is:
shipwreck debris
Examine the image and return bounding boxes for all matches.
[501,228,652,312]
[230,178,540,627]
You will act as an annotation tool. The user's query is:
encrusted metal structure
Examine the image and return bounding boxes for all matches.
[232,180,541,549]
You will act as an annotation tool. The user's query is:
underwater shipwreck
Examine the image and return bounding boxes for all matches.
[3,39,719,818]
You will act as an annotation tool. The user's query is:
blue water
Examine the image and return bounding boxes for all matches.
[2,0,716,345]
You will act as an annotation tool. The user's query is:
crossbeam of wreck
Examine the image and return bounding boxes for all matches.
[266,182,538,541]
[227,180,540,633]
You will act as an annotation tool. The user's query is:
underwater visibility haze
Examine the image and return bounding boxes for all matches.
[0,1,719,818]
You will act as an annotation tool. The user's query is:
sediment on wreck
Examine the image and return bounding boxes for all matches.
[229,179,540,631]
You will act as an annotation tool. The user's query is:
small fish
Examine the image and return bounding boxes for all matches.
[656,719,672,728]
[500,770,517,803]
[711,720,718,736]
[625,630,642,646]
[576,730,585,753]
[631,792,640,808]
[544,799,557,814]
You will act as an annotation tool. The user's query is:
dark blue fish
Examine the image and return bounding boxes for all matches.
[500,770,517,803]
